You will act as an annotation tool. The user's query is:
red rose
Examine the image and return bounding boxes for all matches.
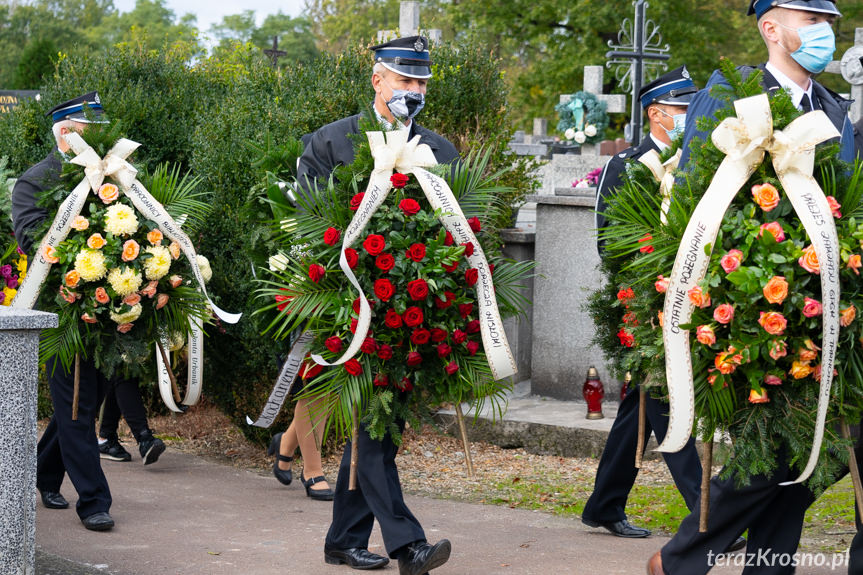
[300,361,323,380]
[489,263,495,275]
[325,336,343,353]
[403,306,424,327]
[638,234,654,254]
[452,329,467,344]
[391,173,409,188]
[345,358,363,376]
[323,227,341,246]
[445,361,459,375]
[442,260,459,273]
[350,192,364,211]
[437,343,452,358]
[344,248,359,269]
[617,328,635,347]
[374,278,395,301]
[465,268,478,286]
[397,377,414,391]
[461,242,474,257]
[399,198,421,216]
[459,303,473,319]
[375,253,395,272]
[466,319,480,334]
[308,263,326,283]
[374,373,389,387]
[360,337,377,354]
[407,351,423,367]
[363,234,386,256]
[275,288,291,312]
[466,340,480,356]
[405,243,426,262]
[444,231,454,246]
[435,291,455,309]
[377,344,393,360]
[384,309,403,329]
[411,328,431,345]
[467,217,481,233]
[352,297,361,314]
[407,278,429,300]
[350,318,358,334]
[430,328,448,342]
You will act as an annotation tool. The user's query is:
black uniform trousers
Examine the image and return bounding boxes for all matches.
[582,386,702,523]
[326,422,426,559]
[99,377,149,442]
[37,357,112,519]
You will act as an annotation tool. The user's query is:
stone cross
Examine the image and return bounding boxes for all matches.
[377,1,442,44]
[559,66,627,155]
[263,36,287,68]
[825,27,863,124]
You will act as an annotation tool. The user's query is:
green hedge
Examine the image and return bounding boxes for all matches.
[0,38,535,442]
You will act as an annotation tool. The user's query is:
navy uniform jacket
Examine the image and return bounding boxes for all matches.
[12,149,61,255]
[297,113,459,193]
[594,135,662,253]
[679,64,856,169]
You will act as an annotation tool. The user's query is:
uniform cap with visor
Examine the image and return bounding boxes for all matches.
[748,0,841,19]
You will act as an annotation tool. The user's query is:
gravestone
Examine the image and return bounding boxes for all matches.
[377,1,442,44]
[826,27,863,124]
[0,308,57,575]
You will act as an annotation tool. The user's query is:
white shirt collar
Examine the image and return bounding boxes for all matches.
[765,62,813,110]
[649,133,669,151]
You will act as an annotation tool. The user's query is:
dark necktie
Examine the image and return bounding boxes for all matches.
[800,93,812,113]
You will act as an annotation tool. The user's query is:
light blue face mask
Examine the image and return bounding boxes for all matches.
[779,21,836,74]
[658,109,687,140]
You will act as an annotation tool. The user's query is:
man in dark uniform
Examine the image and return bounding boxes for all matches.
[11,92,115,531]
[648,2,859,573]
[297,36,457,575]
[585,67,728,542]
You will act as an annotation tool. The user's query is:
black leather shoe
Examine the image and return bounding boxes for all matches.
[267,433,294,486]
[301,472,335,501]
[40,490,69,509]
[398,540,451,575]
[725,535,747,553]
[582,517,651,538]
[81,512,114,531]
[324,546,389,569]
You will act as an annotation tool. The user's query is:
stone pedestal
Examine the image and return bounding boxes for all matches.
[527,192,619,401]
[501,229,536,381]
[0,308,58,575]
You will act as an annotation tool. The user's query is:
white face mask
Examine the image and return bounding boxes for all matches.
[657,108,686,140]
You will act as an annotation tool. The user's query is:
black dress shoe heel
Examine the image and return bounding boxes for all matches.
[39,490,69,510]
[268,433,294,486]
[301,472,335,501]
[581,517,650,538]
[398,539,451,575]
[81,511,114,531]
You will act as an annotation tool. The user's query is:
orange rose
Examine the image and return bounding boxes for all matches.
[169,241,181,259]
[696,325,716,345]
[715,349,743,374]
[751,183,780,212]
[688,286,711,309]
[98,183,119,204]
[848,254,861,275]
[70,216,89,231]
[768,339,788,360]
[86,233,106,250]
[713,303,734,325]
[657,311,664,327]
[762,276,788,305]
[764,374,783,386]
[156,293,170,310]
[140,280,158,298]
[81,313,98,324]
[790,361,814,379]
[59,285,77,303]
[94,287,110,304]
[64,270,80,288]
[798,339,820,364]
[827,195,842,218]
[798,244,819,274]
[121,239,140,262]
[748,388,769,403]
[759,311,787,335]
[841,305,857,327]
[147,229,164,246]
[43,245,59,264]
[116,322,134,333]
[169,275,182,289]
[123,293,141,306]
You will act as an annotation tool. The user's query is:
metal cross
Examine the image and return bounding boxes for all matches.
[605,0,670,146]
[264,36,287,68]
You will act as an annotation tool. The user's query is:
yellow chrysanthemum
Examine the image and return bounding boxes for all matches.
[74,249,107,282]
[107,266,143,297]
[2,286,15,306]
[143,245,172,280]
[16,255,27,276]
[109,303,142,325]
[104,203,139,236]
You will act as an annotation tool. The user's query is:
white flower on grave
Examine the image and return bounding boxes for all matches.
[269,252,289,272]
[574,131,587,144]
[110,303,142,325]
[196,255,212,283]
[574,179,590,189]
[564,128,576,141]
[584,124,597,137]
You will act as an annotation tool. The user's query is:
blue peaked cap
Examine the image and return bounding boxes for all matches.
[748,0,841,19]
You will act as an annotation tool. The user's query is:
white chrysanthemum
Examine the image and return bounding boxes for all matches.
[74,249,107,282]
[104,203,139,236]
[269,252,289,272]
[584,124,597,137]
[574,131,587,144]
[564,128,576,141]
[196,254,212,283]
[110,303,142,325]
[107,266,143,297]
[143,246,172,280]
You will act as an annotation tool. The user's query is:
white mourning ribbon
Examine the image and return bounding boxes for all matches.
[156,317,204,412]
[638,148,682,225]
[659,94,841,486]
[246,331,314,428]
[310,130,517,381]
